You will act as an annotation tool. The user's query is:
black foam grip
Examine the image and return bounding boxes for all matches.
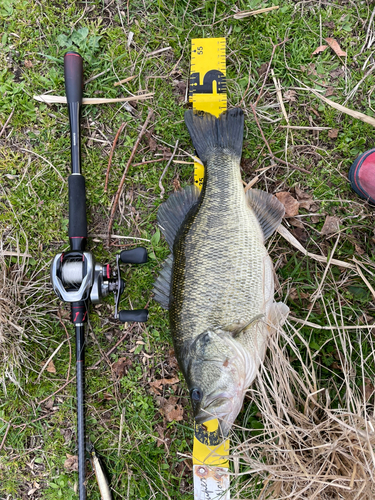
[68,175,87,241]
[64,52,83,105]
[119,309,149,323]
[120,247,148,264]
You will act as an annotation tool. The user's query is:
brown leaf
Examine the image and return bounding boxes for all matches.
[275,192,299,217]
[328,128,339,139]
[283,90,297,102]
[46,360,56,374]
[289,217,304,228]
[325,37,347,57]
[311,214,322,223]
[64,454,78,472]
[330,67,344,79]
[321,215,340,236]
[24,60,33,68]
[258,62,268,76]
[291,227,308,245]
[295,187,315,211]
[150,377,180,394]
[325,86,335,97]
[312,45,328,56]
[160,396,184,422]
[148,136,157,151]
[363,378,374,401]
[112,357,132,378]
[289,287,309,301]
[355,243,365,255]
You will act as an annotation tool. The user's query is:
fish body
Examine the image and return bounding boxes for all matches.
[153,109,288,436]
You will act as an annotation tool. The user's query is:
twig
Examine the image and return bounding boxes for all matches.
[107,109,154,241]
[105,122,126,192]
[146,46,171,57]
[250,104,310,174]
[33,93,154,105]
[36,339,67,383]
[0,108,14,138]
[254,39,287,107]
[159,140,179,199]
[0,422,11,452]
[84,68,110,85]
[37,376,76,406]
[132,158,165,167]
[20,148,65,183]
[233,6,279,19]
[88,325,136,369]
[244,176,259,192]
[118,408,125,457]
[280,126,332,130]
[114,75,137,87]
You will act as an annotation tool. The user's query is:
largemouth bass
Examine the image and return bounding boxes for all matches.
[153,108,289,437]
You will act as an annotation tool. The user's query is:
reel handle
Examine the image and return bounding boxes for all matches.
[119,309,149,323]
[120,247,148,264]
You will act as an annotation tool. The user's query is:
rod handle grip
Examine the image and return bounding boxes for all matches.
[64,52,83,104]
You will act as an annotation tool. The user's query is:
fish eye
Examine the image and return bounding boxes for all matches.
[191,388,203,402]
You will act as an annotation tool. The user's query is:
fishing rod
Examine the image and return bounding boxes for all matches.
[50,52,148,499]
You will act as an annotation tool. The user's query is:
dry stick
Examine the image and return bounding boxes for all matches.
[254,39,287,107]
[159,140,179,199]
[114,75,137,87]
[131,158,165,168]
[88,324,137,369]
[0,108,14,138]
[105,122,126,192]
[37,376,76,406]
[107,109,154,242]
[0,422,11,452]
[250,104,310,174]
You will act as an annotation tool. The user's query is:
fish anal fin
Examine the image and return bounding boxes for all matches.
[152,254,173,310]
[246,189,285,240]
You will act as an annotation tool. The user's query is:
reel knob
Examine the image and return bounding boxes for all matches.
[120,247,148,264]
[118,309,149,323]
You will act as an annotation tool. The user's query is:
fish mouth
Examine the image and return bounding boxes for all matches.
[194,394,233,424]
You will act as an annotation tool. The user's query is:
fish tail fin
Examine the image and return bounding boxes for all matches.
[184,108,244,164]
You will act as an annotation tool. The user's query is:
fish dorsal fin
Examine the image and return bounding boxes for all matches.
[245,189,285,240]
[152,254,173,310]
[157,185,200,250]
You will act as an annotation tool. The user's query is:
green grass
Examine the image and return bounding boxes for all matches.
[1,0,375,498]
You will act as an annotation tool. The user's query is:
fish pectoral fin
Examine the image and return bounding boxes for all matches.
[223,313,265,338]
[245,189,285,241]
[267,301,289,329]
[157,185,200,250]
[152,254,173,309]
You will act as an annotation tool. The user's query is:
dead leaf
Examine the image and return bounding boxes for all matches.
[311,214,322,223]
[355,243,365,255]
[276,192,299,217]
[325,86,335,97]
[24,60,33,68]
[325,37,347,57]
[289,217,304,228]
[46,360,56,374]
[312,45,328,56]
[160,396,184,422]
[363,378,374,401]
[330,67,344,79]
[258,62,268,76]
[321,215,340,236]
[148,136,157,151]
[291,227,308,245]
[64,454,78,472]
[328,128,339,139]
[289,287,309,301]
[295,187,315,211]
[150,377,180,394]
[283,90,297,102]
[112,357,132,378]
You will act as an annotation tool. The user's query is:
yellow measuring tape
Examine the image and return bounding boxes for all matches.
[189,38,230,472]
[189,38,227,192]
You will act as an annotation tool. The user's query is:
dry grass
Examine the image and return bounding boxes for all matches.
[231,298,375,499]
[0,248,57,390]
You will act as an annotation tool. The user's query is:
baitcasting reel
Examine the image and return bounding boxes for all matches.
[51,247,149,323]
